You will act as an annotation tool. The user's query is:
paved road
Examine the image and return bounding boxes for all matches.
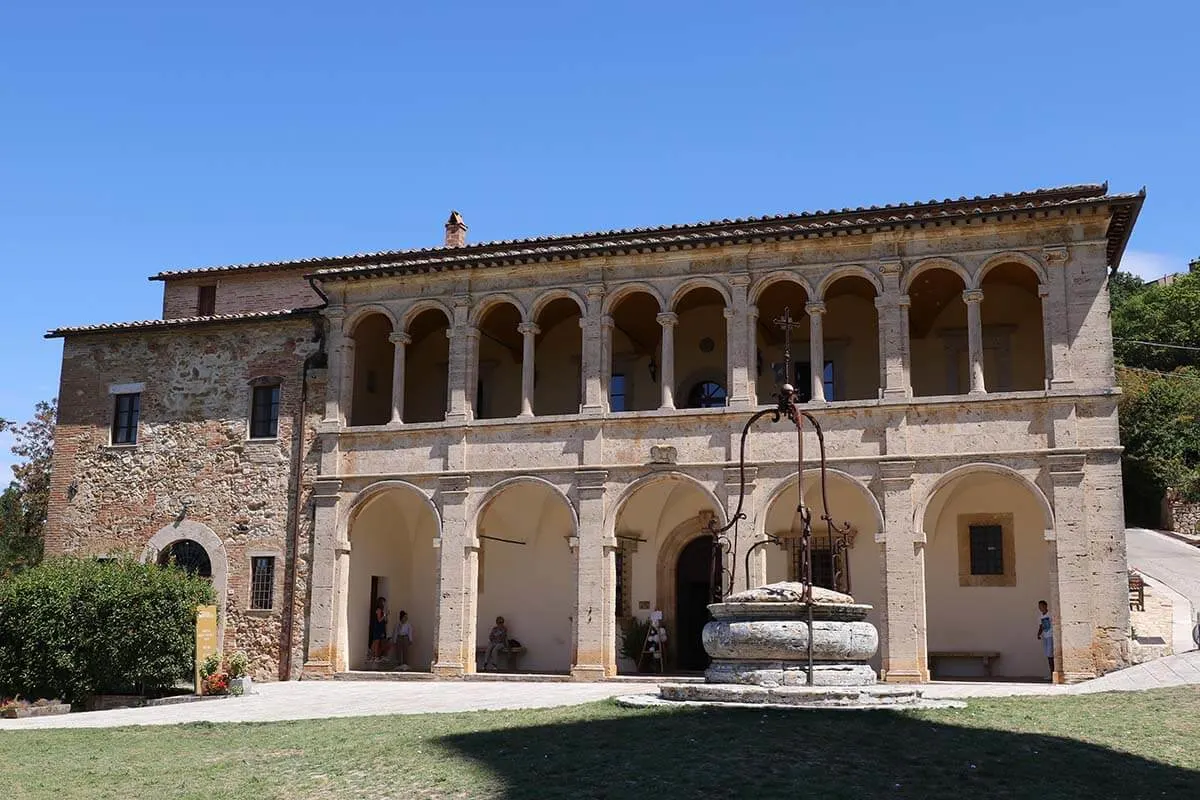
[1126,527,1200,619]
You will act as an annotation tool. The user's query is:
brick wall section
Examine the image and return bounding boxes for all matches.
[161,268,322,319]
[47,316,323,681]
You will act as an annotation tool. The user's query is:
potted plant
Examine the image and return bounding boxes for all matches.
[200,653,229,696]
[227,652,252,695]
[619,617,652,673]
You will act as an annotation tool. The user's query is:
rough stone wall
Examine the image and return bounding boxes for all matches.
[47,316,321,681]
[161,268,321,319]
[1168,501,1200,535]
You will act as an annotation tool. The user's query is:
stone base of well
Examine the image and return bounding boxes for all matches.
[705,660,877,687]
[617,683,963,711]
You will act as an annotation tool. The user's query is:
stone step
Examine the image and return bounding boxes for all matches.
[333,670,436,681]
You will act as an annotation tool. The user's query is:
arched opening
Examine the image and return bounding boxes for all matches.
[981,263,1046,392]
[157,539,212,578]
[404,307,450,423]
[346,485,440,671]
[533,297,583,416]
[608,290,662,412]
[673,287,728,409]
[350,313,395,426]
[675,536,719,670]
[762,473,884,674]
[475,302,523,420]
[475,480,576,673]
[611,473,723,672]
[921,468,1053,680]
[908,267,968,397]
[823,275,881,401]
[754,279,810,402]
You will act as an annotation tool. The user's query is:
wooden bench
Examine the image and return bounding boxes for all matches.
[928,651,1001,678]
[476,645,527,672]
[1129,572,1145,612]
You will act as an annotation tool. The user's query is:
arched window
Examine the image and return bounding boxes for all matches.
[687,380,727,409]
[157,540,212,579]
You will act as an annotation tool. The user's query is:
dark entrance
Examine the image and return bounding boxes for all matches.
[157,540,212,578]
[675,536,719,671]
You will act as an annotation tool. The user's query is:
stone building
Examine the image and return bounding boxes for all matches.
[46,183,1143,684]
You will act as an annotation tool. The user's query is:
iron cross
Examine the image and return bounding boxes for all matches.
[773,306,804,386]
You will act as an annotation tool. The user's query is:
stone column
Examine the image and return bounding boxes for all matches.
[1043,246,1074,387]
[339,338,356,425]
[445,297,472,423]
[875,258,909,399]
[433,474,473,677]
[303,478,342,676]
[322,307,346,423]
[726,273,753,409]
[806,301,827,402]
[519,321,540,417]
[388,332,411,423]
[878,460,928,683]
[963,289,986,394]
[1048,454,1095,683]
[657,312,678,410]
[581,286,605,416]
[601,314,615,412]
[572,469,611,680]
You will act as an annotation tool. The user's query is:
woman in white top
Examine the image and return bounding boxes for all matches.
[393,611,413,670]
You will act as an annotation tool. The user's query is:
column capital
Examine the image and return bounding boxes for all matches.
[437,473,471,497]
[898,294,911,308]
[388,332,412,346]
[878,459,916,484]
[1048,453,1087,484]
[575,469,609,493]
[601,314,615,329]
[322,305,346,323]
[723,465,757,489]
[312,479,343,507]
[962,289,984,305]
[1038,284,1050,298]
[805,301,827,316]
[1042,245,1070,265]
[452,324,480,341]
[722,307,735,320]
[877,257,903,275]
[729,272,751,287]
[586,284,606,300]
[656,312,679,327]
[518,322,541,337]
[452,294,472,309]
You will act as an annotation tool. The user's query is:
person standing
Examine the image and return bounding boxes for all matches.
[1036,600,1054,679]
[393,611,413,671]
[369,597,389,664]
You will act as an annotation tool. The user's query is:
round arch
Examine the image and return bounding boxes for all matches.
[143,520,229,644]
[914,462,1055,533]
[602,282,667,316]
[976,251,1049,288]
[400,300,454,334]
[345,304,399,336]
[342,480,443,543]
[605,470,727,540]
[758,468,885,540]
[530,288,587,321]
[902,257,972,294]
[669,278,731,311]
[749,271,815,305]
[474,474,580,535]
[470,293,528,326]
[816,265,884,300]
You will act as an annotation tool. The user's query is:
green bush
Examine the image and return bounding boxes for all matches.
[0,556,214,705]
[619,617,652,665]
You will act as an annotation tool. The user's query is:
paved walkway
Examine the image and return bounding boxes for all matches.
[1127,527,1200,625]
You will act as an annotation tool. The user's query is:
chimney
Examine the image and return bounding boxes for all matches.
[444,210,468,248]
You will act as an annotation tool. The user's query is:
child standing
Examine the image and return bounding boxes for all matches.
[1036,600,1054,678]
[393,611,413,671]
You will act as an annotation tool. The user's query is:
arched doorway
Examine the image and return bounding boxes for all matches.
[675,536,718,670]
[157,539,212,578]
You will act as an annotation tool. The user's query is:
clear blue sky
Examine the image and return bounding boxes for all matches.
[1,1,1197,476]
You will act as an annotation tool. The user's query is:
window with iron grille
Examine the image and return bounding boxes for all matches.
[790,545,835,590]
[197,285,217,316]
[969,524,1004,575]
[250,556,275,610]
[250,385,280,439]
[112,393,140,444]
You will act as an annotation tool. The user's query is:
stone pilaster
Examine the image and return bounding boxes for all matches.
[600,314,615,412]
[1043,246,1074,387]
[878,460,928,682]
[875,259,908,399]
[303,478,342,676]
[726,273,753,409]
[657,312,678,410]
[580,285,605,416]
[445,296,472,423]
[963,289,986,394]
[388,332,411,423]
[1048,453,1095,683]
[747,306,760,406]
[518,321,540,417]
[433,474,473,677]
[572,469,611,680]
[322,307,346,423]
[723,465,759,592]
[806,301,827,403]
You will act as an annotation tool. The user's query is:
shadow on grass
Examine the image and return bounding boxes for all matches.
[441,703,1200,800]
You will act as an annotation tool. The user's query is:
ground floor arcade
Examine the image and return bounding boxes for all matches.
[302,455,1129,684]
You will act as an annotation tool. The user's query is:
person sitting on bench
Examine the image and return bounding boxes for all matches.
[483,616,508,671]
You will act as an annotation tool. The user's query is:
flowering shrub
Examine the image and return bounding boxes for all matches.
[202,672,229,695]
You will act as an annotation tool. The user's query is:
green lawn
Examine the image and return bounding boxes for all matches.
[5,688,1200,799]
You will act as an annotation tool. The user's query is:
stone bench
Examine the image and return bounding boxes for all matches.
[928,651,1001,678]
[476,645,527,672]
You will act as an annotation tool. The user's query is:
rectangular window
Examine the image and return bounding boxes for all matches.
[793,545,835,590]
[197,285,217,316]
[792,361,835,402]
[250,385,280,439]
[969,524,1004,575]
[610,373,627,412]
[250,556,275,610]
[111,393,140,445]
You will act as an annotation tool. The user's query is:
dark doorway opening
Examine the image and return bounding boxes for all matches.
[675,536,718,670]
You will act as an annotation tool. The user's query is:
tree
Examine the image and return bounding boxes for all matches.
[1112,269,1200,372]
[0,398,56,576]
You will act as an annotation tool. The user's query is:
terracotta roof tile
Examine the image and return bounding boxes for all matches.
[47,307,321,339]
